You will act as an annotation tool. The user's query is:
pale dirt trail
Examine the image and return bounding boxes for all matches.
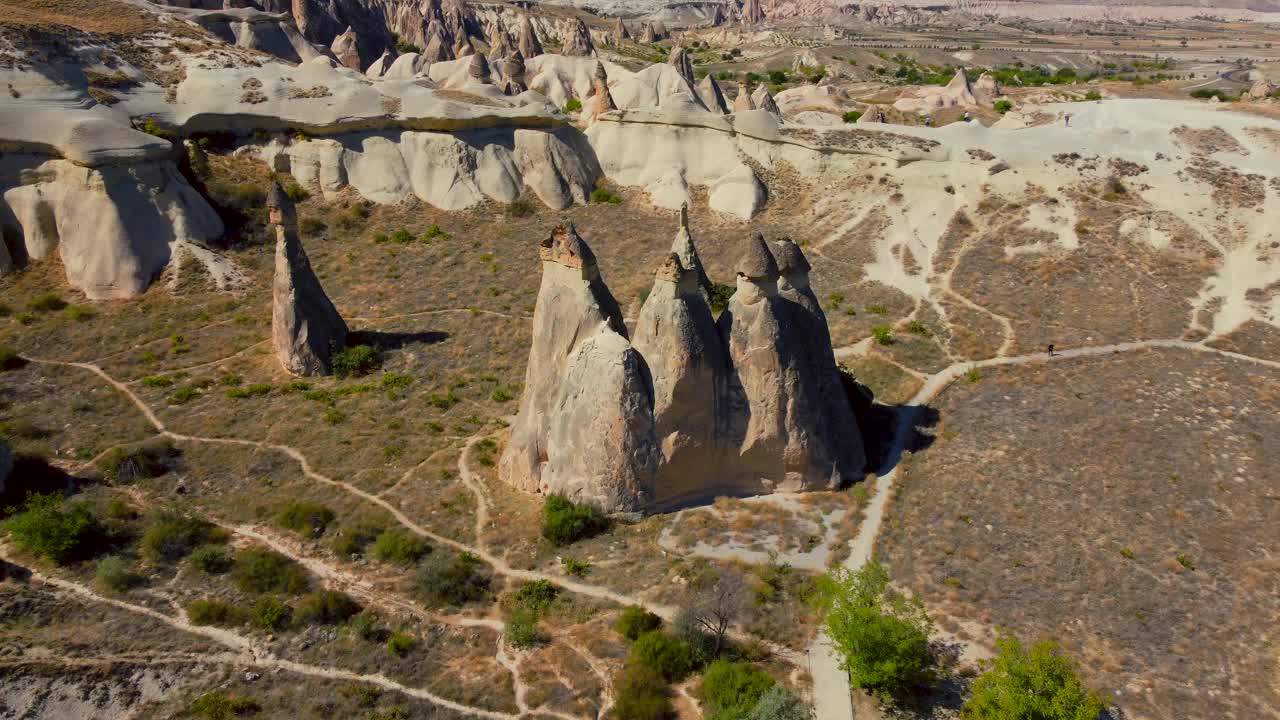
[809,337,1280,720]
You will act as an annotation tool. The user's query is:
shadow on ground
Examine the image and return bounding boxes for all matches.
[348,329,449,351]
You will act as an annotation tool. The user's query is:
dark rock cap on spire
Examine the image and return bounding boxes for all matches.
[772,237,811,275]
[539,223,599,269]
[737,232,779,279]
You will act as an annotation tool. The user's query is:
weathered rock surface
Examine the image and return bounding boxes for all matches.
[733,82,756,112]
[561,18,595,57]
[269,182,348,376]
[698,74,730,114]
[742,0,766,24]
[894,67,979,113]
[503,217,864,512]
[518,15,545,58]
[331,26,363,70]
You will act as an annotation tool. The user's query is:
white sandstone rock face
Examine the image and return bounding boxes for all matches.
[698,74,730,115]
[269,183,348,376]
[710,164,766,220]
[503,217,866,513]
[894,67,979,113]
[499,224,633,502]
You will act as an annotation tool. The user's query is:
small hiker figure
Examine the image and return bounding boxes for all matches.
[924,115,934,127]
[963,111,972,123]
[1064,113,1072,128]
[1047,343,1056,357]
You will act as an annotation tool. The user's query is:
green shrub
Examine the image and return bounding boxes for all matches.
[1190,88,1238,102]
[225,383,273,399]
[512,579,559,614]
[296,589,361,624]
[963,636,1110,720]
[541,494,609,546]
[506,199,534,218]
[28,293,67,312]
[562,557,590,577]
[422,224,449,240]
[188,691,260,719]
[673,608,716,667]
[906,320,930,337]
[4,493,100,565]
[275,502,335,537]
[505,606,544,649]
[616,605,663,641]
[142,375,175,388]
[348,611,384,641]
[611,664,672,720]
[631,630,693,683]
[386,631,416,656]
[189,544,233,574]
[331,521,384,557]
[232,547,309,595]
[1085,90,1103,101]
[187,598,244,626]
[817,561,932,699]
[994,99,1013,114]
[871,325,893,346]
[746,686,812,720]
[0,345,25,371]
[94,555,142,592]
[331,344,380,378]
[284,182,309,202]
[166,387,202,405]
[564,97,583,113]
[371,528,430,565]
[703,660,775,720]
[842,110,862,123]
[391,228,415,244]
[102,440,175,483]
[250,596,291,630]
[140,508,224,564]
[66,305,95,322]
[591,187,623,204]
[414,552,492,607]
[490,386,514,403]
[708,283,736,315]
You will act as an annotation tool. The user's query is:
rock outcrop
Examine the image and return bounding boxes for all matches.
[518,15,544,58]
[469,52,492,84]
[894,67,980,113]
[562,18,594,57]
[757,88,783,118]
[501,51,528,94]
[667,46,697,90]
[974,72,1000,105]
[733,82,756,112]
[269,182,348,376]
[501,217,865,512]
[590,61,618,117]
[612,18,630,43]
[423,26,455,62]
[1248,77,1277,100]
[652,21,669,39]
[742,0,766,24]
[698,74,730,114]
[640,23,658,43]
[330,26,362,70]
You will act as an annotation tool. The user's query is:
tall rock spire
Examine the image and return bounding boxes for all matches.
[698,73,730,114]
[590,61,617,116]
[741,0,765,24]
[733,80,755,112]
[518,15,544,58]
[667,45,697,90]
[562,17,594,57]
[671,203,714,298]
[612,17,630,43]
[757,87,782,118]
[269,182,348,376]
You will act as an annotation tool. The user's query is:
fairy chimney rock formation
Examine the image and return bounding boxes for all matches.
[331,26,362,70]
[741,0,765,24]
[591,61,617,115]
[733,82,756,112]
[423,26,454,62]
[562,18,594,57]
[758,88,782,118]
[502,51,528,93]
[502,218,866,513]
[640,22,658,43]
[667,46,696,89]
[469,52,491,83]
[612,18,630,42]
[698,74,730,114]
[652,20,669,39]
[513,225,655,511]
[518,16,544,58]
[974,72,1000,104]
[671,203,714,298]
[269,183,348,376]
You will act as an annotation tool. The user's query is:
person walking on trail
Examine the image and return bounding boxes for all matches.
[1047,343,1056,357]
[1064,113,1072,128]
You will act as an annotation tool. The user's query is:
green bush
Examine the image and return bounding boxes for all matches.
[505,606,544,649]
[391,228,415,244]
[187,598,244,626]
[166,387,201,405]
[284,182,310,202]
[232,547,309,595]
[296,589,361,625]
[95,555,142,592]
[189,544,233,574]
[541,494,609,546]
[673,608,716,667]
[994,99,1013,114]
[188,691,260,719]
[963,636,1110,720]
[250,596,291,630]
[140,508,224,564]
[331,344,380,378]
[591,187,623,204]
[564,97,583,113]
[275,502,335,537]
[0,345,25,371]
[1085,90,1103,101]
[708,283,736,315]
[631,630,694,683]
[817,561,933,699]
[225,383,273,399]
[611,664,672,720]
[414,552,492,607]
[102,440,175,483]
[371,528,430,565]
[702,660,775,720]
[563,557,590,576]
[871,325,893,346]
[512,579,559,615]
[422,224,449,240]
[331,521,384,558]
[1190,88,1238,102]
[386,631,416,656]
[28,293,67,312]
[842,110,862,123]
[506,198,534,218]
[66,305,95,322]
[347,611,384,641]
[4,493,100,565]
[616,605,663,641]
[746,686,812,720]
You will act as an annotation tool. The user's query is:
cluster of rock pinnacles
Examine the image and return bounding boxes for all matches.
[500,207,866,513]
[266,184,866,514]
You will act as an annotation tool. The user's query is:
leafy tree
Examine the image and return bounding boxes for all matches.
[414,551,492,607]
[747,686,813,720]
[371,528,430,565]
[962,636,1111,720]
[505,606,544,649]
[611,664,672,720]
[275,502,334,537]
[141,508,225,564]
[702,660,775,720]
[4,493,100,565]
[616,605,663,641]
[816,561,933,699]
[232,547,309,595]
[631,630,694,683]
[295,589,361,625]
[994,100,1014,114]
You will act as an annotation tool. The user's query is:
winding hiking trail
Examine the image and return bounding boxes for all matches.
[808,337,1280,720]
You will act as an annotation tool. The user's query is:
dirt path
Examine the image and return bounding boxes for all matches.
[809,337,1280,720]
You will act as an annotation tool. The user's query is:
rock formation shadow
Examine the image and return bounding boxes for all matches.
[346,329,449,351]
[0,455,79,514]
[840,371,938,478]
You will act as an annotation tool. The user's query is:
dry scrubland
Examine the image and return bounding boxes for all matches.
[879,348,1280,719]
